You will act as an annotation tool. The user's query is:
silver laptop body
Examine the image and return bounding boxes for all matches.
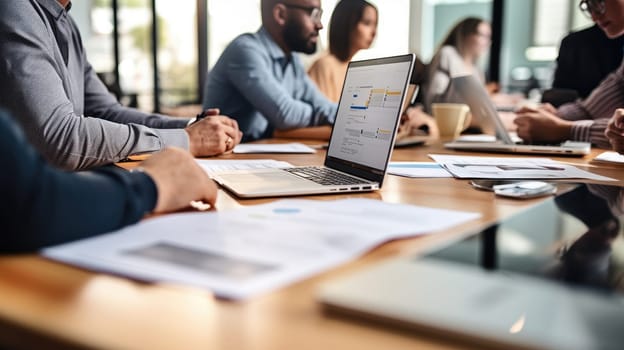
[444,75,590,156]
[212,54,415,198]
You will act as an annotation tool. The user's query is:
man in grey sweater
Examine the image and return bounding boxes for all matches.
[0,0,242,170]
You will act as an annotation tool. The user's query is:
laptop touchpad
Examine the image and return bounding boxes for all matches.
[220,170,322,190]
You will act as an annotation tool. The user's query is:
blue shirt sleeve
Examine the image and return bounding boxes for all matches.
[226,38,336,130]
[0,111,157,253]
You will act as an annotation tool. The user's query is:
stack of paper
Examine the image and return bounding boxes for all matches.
[233,143,316,154]
[196,159,293,177]
[43,199,480,300]
[388,162,452,178]
[430,154,615,181]
[593,151,624,165]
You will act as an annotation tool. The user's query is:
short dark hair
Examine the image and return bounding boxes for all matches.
[439,17,486,57]
[260,0,279,24]
[328,0,377,62]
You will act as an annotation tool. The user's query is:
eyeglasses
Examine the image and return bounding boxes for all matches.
[282,3,323,23]
[579,0,606,17]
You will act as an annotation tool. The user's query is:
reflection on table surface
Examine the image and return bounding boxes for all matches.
[426,183,624,296]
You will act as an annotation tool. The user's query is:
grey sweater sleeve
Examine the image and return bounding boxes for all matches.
[0,1,189,170]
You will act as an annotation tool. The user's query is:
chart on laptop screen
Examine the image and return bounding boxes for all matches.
[327,61,411,170]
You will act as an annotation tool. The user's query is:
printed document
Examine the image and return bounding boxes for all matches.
[388,162,452,178]
[593,151,624,165]
[196,159,293,177]
[43,198,480,300]
[430,154,616,181]
[233,143,316,154]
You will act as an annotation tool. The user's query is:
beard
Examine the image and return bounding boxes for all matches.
[283,18,317,54]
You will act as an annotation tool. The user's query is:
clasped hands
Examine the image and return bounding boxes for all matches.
[185,108,243,156]
[606,109,624,154]
[513,103,572,143]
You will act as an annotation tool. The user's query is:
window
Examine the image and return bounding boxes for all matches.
[157,0,198,106]
[72,0,115,73]
[207,0,261,68]
[205,0,412,66]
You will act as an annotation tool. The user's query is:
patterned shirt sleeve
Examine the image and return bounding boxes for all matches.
[557,60,624,147]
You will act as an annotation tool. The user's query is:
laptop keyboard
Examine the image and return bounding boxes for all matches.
[284,167,369,186]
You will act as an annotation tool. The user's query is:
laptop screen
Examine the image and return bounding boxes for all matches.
[325,54,414,181]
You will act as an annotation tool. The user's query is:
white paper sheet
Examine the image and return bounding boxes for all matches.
[42,199,480,300]
[593,151,624,165]
[196,159,293,177]
[233,143,316,154]
[454,132,522,143]
[454,134,497,143]
[430,154,616,181]
[388,162,452,178]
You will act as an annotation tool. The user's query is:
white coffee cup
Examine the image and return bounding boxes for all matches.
[432,103,470,138]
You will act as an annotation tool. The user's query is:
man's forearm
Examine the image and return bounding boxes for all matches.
[37,116,189,170]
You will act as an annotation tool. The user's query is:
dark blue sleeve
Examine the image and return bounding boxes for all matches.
[0,111,157,253]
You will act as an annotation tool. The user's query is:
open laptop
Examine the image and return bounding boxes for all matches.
[393,60,429,148]
[444,75,590,156]
[319,184,624,349]
[212,54,415,198]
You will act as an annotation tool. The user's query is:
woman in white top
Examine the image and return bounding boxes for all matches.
[422,17,493,114]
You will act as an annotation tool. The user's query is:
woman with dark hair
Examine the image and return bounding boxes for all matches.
[308,0,378,102]
[421,17,493,114]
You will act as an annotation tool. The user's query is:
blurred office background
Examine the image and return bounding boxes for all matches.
[71,0,592,113]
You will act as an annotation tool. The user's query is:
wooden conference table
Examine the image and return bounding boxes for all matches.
[0,139,623,350]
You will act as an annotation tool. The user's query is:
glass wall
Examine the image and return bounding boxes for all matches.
[500,0,593,94]
[74,0,195,111]
[71,0,596,112]
[72,0,155,110]
[72,0,115,73]
[156,0,198,106]
[205,0,412,67]
[116,0,154,110]
[73,0,416,112]
[207,0,261,68]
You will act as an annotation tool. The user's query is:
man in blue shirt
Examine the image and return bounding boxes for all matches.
[202,0,337,141]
